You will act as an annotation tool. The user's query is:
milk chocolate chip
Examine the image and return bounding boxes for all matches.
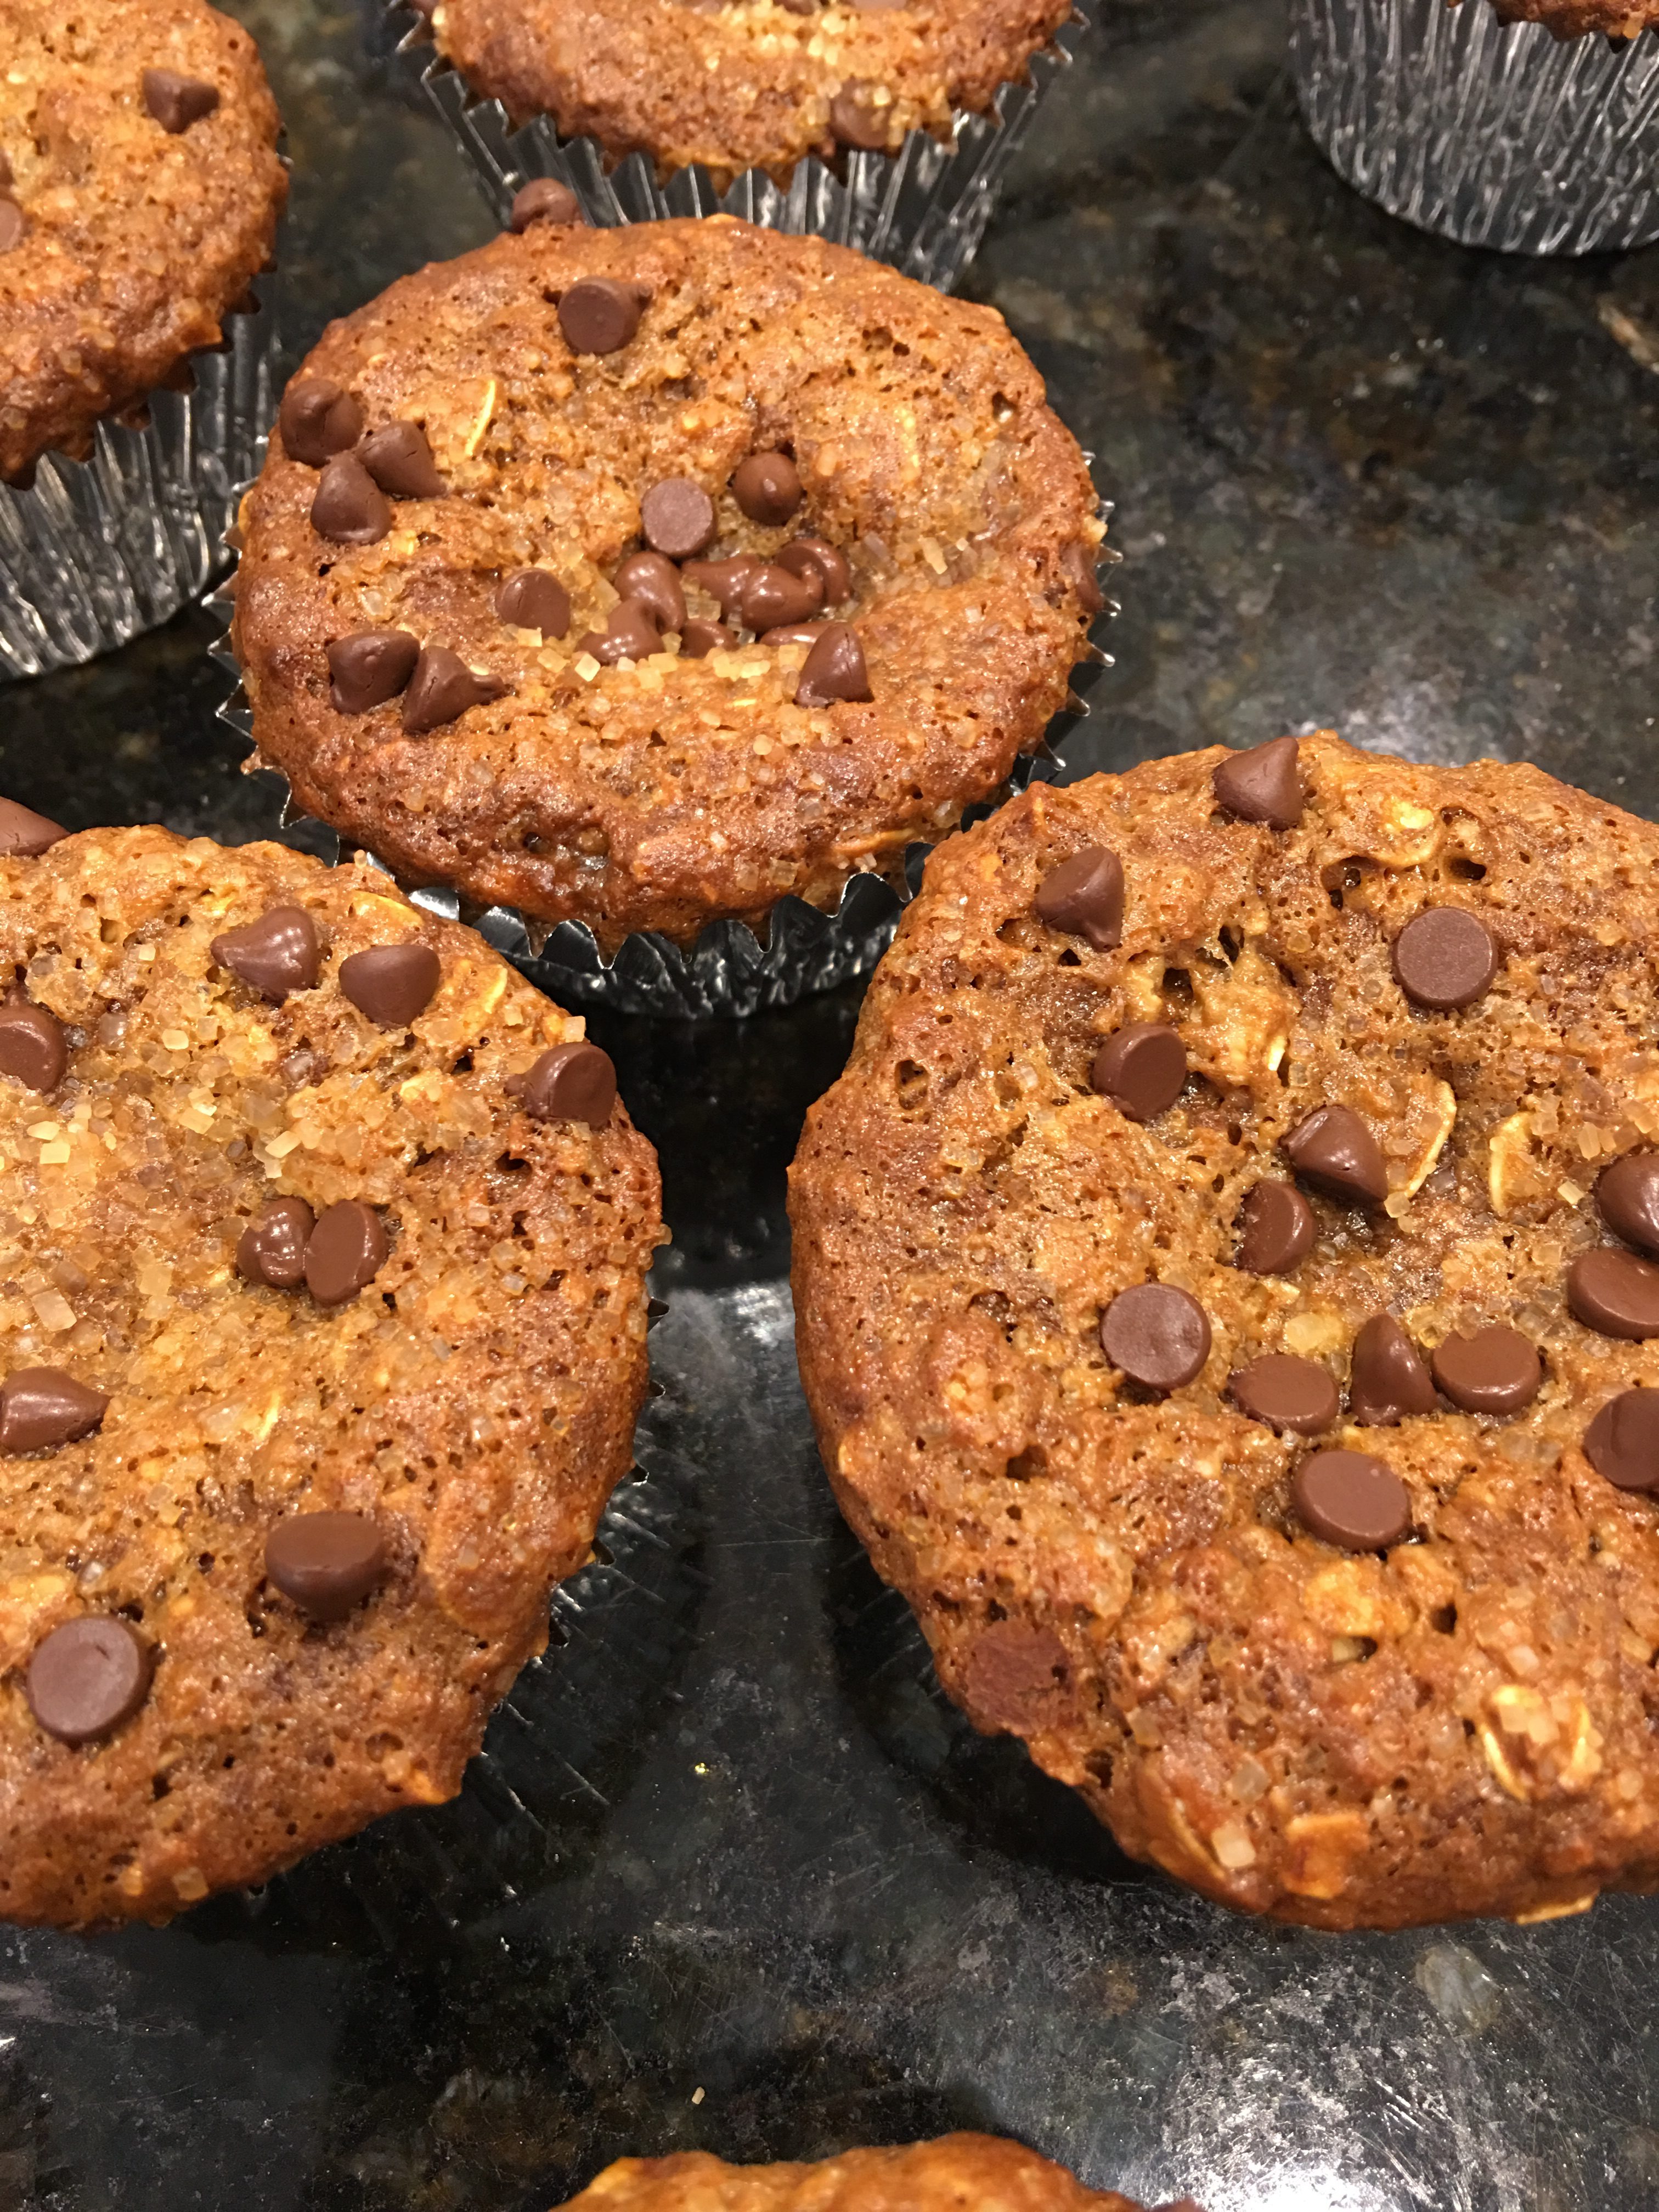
[641,478,716,560]
[1035,846,1123,952]
[681,619,735,657]
[1392,908,1501,1011]
[339,943,441,1029]
[1348,1313,1436,1426]
[0,1367,108,1453]
[509,177,582,230]
[1229,1353,1339,1435]
[831,81,890,150]
[279,379,364,467]
[963,1620,1070,1731]
[210,905,321,999]
[578,601,667,666]
[558,276,647,354]
[142,68,219,133]
[1101,1284,1211,1393]
[1597,1153,1659,1257]
[778,537,851,603]
[1430,1326,1542,1415]
[304,1201,388,1306]
[511,1041,617,1128]
[1092,1023,1186,1122]
[1234,1182,1314,1275]
[326,629,419,714]
[237,1197,315,1291]
[26,1617,150,1744]
[1567,1248,1659,1340]
[358,421,445,500]
[0,797,67,856]
[742,563,824,633]
[1212,735,1303,828]
[496,568,571,639]
[0,1001,66,1093]
[795,624,871,707]
[1291,1450,1412,1550]
[265,1511,387,1621]
[682,556,760,619]
[1283,1104,1388,1207]
[311,455,391,546]
[732,452,804,526]
[613,551,686,633]
[402,647,509,735]
[1584,1389,1659,1493]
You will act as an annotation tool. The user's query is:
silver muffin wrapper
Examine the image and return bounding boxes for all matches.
[1290,0,1659,255]
[387,0,1094,293]
[1,281,280,682]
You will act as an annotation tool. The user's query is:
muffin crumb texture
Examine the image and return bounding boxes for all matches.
[791,732,1659,1928]
[0,826,660,1928]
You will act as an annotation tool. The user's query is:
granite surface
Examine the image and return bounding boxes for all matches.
[1,2,1658,2207]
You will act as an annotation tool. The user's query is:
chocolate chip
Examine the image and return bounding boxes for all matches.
[1283,1104,1387,1207]
[0,1001,66,1093]
[1431,1326,1542,1415]
[795,623,871,707]
[682,620,735,656]
[741,563,824,633]
[496,568,571,639]
[358,421,445,500]
[0,1367,108,1453]
[1234,1182,1314,1275]
[732,452,804,526]
[0,200,25,253]
[1567,1247,1659,1339]
[264,1511,387,1622]
[831,81,890,150]
[1597,1152,1659,1257]
[1347,1313,1437,1426]
[1584,1389,1659,1493]
[578,601,668,666]
[237,1197,315,1290]
[962,1620,1069,1731]
[1101,1283,1211,1393]
[509,177,582,231]
[326,629,419,714]
[1091,1022,1186,1123]
[402,647,509,735]
[1062,539,1105,615]
[279,378,364,467]
[641,478,716,560]
[762,623,829,648]
[1035,845,1124,952]
[510,1041,617,1128]
[778,537,851,604]
[1212,735,1303,829]
[26,1617,150,1744]
[304,1200,388,1306]
[1291,1449,1412,1550]
[340,943,441,1028]
[211,905,322,999]
[1392,908,1501,1011]
[142,68,220,133]
[311,455,391,546]
[558,275,647,354]
[682,556,761,619]
[1229,1353,1339,1435]
[613,551,686,633]
[0,797,67,856]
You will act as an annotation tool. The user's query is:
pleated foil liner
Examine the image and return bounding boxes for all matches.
[1290,0,1659,255]
[0,284,279,682]
[387,0,1095,294]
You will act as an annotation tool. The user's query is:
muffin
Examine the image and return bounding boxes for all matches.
[228,215,1105,1016]
[0,0,287,676]
[556,2137,1184,2212]
[1289,0,1659,255]
[792,731,1659,1929]
[393,0,1093,292]
[0,805,661,1928]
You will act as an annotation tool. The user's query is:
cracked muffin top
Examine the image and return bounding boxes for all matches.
[413,0,1078,187]
[0,811,660,1928]
[557,2137,1163,2212]
[792,731,1659,1929]
[231,216,1103,953]
[0,0,286,482]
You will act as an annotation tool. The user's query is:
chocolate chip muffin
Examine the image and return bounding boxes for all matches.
[0,806,661,1928]
[556,2137,1172,2212]
[230,216,1103,955]
[791,730,1659,1929]
[0,0,286,482]
[413,0,1077,189]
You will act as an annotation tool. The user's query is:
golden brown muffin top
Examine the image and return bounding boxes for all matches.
[558,2137,1156,2212]
[0,0,287,481]
[1488,0,1658,42]
[0,822,661,1928]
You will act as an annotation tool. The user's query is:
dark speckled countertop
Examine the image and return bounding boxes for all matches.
[1,4,1657,2207]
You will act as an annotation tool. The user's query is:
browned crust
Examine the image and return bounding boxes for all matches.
[233,217,1101,951]
[791,733,1659,1929]
[0,827,662,1928]
[429,0,1077,185]
[1484,0,1657,40]
[0,0,287,482]
[560,2137,1149,2212]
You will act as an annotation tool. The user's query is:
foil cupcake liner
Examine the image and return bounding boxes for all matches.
[1290,0,1659,255]
[0,281,280,682]
[386,0,1094,293]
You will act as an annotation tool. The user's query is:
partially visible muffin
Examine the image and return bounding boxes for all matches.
[420,0,1077,187]
[0,811,661,1927]
[0,0,286,481]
